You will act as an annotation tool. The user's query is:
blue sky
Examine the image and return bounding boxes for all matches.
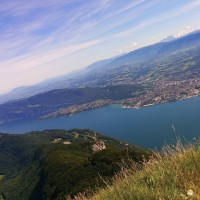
[0,0,200,94]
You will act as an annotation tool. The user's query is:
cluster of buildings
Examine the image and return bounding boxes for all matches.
[121,77,200,108]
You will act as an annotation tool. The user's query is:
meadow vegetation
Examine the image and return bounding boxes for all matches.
[75,140,200,200]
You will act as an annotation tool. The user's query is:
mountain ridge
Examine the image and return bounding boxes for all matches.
[1,30,200,104]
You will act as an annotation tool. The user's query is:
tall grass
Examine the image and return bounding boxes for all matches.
[72,140,200,200]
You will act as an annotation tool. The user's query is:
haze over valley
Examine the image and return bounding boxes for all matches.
[1,30,200,123]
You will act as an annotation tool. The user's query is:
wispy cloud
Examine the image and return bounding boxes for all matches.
[0,0,200,93]
[112,0,200,39]
[0,39,100,73]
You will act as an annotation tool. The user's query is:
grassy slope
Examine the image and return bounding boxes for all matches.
[76,141,200,200]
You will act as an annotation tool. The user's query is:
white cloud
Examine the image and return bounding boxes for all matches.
[174,25,200,38]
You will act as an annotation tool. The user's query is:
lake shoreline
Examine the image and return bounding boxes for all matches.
[1,95,200,149]
[40,94,200,120]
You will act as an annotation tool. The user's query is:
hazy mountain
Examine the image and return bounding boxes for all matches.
[160,35,176,42]
[109,31,200,67]
[1,30,200,104]
[0,57,119,104]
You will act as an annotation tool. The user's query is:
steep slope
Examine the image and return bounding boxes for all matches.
[0,129,151,200]
[79,142,200,200]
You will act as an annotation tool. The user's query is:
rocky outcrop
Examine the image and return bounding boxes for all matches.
[92,140,106,153]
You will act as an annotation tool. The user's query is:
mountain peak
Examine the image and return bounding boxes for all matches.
[161,35,176,43]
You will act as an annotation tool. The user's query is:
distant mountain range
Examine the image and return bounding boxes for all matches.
[0,30,200,105]
[0,56,119,104]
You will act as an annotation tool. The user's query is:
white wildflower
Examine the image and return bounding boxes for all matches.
[187,189,194,196]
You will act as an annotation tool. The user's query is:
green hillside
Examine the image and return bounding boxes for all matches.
[0,84,145,123]
[78,141,200,200]
[0,129,151,200]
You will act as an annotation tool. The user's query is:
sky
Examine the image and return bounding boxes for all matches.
[0,0,200,94]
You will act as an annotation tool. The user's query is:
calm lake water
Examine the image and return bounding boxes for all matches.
[1,97,200,149]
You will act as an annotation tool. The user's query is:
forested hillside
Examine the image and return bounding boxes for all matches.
[0,129,151,200]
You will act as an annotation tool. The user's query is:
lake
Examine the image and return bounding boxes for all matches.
[0,97,200,149]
